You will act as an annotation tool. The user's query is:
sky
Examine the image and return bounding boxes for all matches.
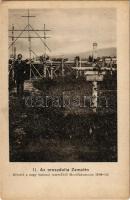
[9,8,116,58]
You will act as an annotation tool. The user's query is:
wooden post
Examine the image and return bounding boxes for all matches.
[92,81,98,112]
[79,58,82,76]
[29,63,32,81]
[61,59,65,77]
[44,65,47,78]
[75,57,79,78]
[50,67,53,80]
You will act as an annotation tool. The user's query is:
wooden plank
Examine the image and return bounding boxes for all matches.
[84,71,106,75]
[86,74,104,81]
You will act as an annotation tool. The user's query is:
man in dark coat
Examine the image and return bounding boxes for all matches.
[14,54,26,97]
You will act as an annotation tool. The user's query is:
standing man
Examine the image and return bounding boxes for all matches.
[14,54,26,97]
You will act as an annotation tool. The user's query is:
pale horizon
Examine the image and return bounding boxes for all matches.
[9,8,116,59]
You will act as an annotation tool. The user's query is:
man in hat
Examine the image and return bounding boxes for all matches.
[14,54,26,97]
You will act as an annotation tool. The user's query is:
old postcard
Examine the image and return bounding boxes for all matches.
[0,1,129,199]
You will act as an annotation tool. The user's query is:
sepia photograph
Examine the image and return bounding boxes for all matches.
[0,1,129,199]
[9,8,117,162]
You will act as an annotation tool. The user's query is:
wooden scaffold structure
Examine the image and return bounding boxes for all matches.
[9,9,51,80]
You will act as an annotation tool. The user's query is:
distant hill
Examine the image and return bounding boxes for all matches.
[53,47,116,59]
[89,47,117,58]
